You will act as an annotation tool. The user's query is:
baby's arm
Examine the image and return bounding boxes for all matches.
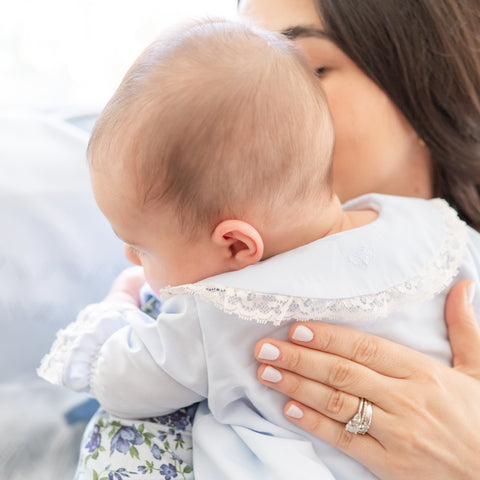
[90,294,207,418]
[38,274,206,418]
[102,266,146,306]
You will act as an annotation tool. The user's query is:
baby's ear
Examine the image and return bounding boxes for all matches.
[211,220,264,270]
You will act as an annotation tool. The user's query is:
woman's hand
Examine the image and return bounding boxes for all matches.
[255,280,480,480]
[103,266,146,306]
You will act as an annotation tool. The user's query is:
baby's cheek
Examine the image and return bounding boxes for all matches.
[143,265,166,292]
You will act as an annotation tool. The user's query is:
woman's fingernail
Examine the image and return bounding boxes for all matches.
[261,366,282,383]
[258,343,280,361]
[292,325,314,342]
[467,283,476,305]
[286,404,304,419]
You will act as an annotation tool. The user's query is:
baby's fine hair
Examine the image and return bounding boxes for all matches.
[88,19,334,237]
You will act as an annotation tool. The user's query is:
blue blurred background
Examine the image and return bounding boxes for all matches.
[0,2,236,478]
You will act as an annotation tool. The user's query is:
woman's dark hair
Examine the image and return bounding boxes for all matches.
[314,0,480,230]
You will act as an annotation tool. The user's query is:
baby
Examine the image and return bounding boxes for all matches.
[87,18,374,294]
[39,19,480,480]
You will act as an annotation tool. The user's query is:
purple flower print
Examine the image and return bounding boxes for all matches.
[159,463,178,480]
[169,411,190,431]
[108,469,128,480]
[185,403,198,421]
[85,424,101,453]
[158,410,190,431]
[151,443,162,460]
[110,425,144,455]
[171,451,183,463]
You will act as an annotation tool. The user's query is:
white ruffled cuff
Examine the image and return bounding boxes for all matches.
[37,302,138,393]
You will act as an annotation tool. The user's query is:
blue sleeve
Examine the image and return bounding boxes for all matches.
[39,295,207,419]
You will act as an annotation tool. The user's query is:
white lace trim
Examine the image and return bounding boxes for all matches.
[37,302,137,389]
[160,199,467,326]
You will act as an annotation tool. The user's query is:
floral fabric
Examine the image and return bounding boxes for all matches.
[75,405,198,480]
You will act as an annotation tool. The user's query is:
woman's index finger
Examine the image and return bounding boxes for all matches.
[289,321,432,378]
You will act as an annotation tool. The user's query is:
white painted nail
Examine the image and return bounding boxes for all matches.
[258,343,280,361]
[467,283,476,304]
[261,366,282,383]
[292,325,314,342]
[286,404,304,419]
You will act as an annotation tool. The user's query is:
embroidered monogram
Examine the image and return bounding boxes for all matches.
[347,245,374,269]
[160,200,467,326]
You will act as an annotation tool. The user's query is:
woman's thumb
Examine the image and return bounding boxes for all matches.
[444,280,480,376]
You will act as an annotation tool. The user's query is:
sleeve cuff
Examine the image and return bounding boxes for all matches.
[37,302,140,392]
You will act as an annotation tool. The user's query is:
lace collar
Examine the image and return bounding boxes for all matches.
[160,195,467,325]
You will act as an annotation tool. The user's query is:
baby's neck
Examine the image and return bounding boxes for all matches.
[261,194,378,260]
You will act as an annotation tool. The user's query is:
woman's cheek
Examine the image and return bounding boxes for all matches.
[329,108,372,199]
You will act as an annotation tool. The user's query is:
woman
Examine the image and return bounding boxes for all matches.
[240,0,480,478]
[75,1,480,478]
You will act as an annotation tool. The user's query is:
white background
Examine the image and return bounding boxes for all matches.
[1,0,238,111]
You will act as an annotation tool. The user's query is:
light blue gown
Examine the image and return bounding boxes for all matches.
[39,194,480,480]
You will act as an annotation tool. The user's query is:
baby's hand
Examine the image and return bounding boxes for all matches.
[103,266,146,306]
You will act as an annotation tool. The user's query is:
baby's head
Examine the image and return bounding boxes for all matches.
[88,19,334,290]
